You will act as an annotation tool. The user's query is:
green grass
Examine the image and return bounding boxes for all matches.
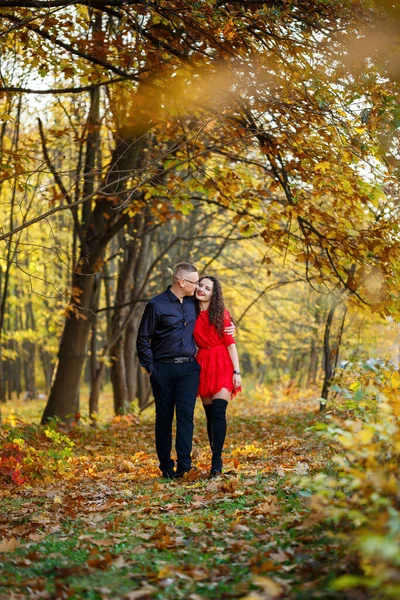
[1,399,373,599]
[0,473,360,599]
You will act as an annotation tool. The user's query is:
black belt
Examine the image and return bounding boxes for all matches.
[158,356,196,364]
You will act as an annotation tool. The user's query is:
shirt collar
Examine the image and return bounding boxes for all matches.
[166,286,180,303]
[166,286,195,304]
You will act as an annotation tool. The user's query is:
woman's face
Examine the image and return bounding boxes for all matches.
[196,278,214,302]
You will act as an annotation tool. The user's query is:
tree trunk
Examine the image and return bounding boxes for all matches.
[22,342,36,399]
[111,333,129,415]
[320,294,344,409]
[41,268,102,423]
[41,133,145,422]
[89,268,111,425]
[0,270,4,404]
[40,45,158,422]
[307,338,319,386]
[0,347,5,404]
[88,322,98,422]
[308,300,322,387]
[40,348,54,393]
[22,300,36,399]
[89,362,106,426]
[125,319,138,405]
[6,357,12,401]
[108,210,152,413]
[0,97,22,417]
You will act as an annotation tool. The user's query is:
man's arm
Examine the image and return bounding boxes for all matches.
[136,302,158,374]
[224,321,236,336]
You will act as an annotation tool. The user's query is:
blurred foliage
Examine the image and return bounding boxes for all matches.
[297,360,400,597]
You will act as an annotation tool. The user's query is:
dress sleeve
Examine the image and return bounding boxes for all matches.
[222,309,235,347]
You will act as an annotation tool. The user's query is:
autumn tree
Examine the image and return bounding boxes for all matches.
[1,0,399,421]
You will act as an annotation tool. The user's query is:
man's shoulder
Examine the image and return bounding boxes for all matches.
[148,290,169,305]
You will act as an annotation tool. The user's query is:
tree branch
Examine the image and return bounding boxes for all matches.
[0,78,126,95]
[38,118,88,252]
[0,0,142,6]
[2,14,141,81]
[237,279,306,325]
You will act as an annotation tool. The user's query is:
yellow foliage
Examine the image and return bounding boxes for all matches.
[302,361,400,596]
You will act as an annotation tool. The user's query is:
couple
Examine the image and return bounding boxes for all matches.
[136,262,241,479]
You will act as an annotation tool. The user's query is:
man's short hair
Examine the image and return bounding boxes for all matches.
[173,262,197,279]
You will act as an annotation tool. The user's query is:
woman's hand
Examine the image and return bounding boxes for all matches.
[233,373,241,389]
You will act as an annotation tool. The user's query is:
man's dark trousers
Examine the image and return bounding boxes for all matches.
[150,360,200,472]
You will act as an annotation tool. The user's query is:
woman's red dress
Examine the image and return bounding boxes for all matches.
[194,308,241,398]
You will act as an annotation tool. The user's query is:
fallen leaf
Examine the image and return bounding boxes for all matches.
[253,495,279,515]
[124,587,157,600]
[253,575,284,598]
[232,523,250,533]
[29,533,47,542]
[91,539,115,547]
[294,462,309,475]
[79,535,116,547]
[131,545,146,555]
[0,538,20,553]
[206,480,220,492]
[269,548,290,563]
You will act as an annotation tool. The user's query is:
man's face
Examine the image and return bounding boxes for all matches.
[179,271,200,296]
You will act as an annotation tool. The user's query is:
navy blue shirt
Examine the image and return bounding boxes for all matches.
[136,288,197,373]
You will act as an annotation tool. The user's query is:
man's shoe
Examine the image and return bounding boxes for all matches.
[161,468,175,479]
[173,465,197,479]
[210,469,222,478]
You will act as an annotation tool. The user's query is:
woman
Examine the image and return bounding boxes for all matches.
[194,276,241,477]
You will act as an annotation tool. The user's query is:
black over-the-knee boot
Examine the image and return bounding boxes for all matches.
[203,404,213,450]
[211,399,228,475]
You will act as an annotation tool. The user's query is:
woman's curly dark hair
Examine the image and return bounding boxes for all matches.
[196,276,226,336]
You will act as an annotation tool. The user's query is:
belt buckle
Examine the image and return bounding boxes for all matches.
[175,357,185,364]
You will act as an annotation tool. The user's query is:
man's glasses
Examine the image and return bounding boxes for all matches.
[182,278,199,286]
[173,275,199,286]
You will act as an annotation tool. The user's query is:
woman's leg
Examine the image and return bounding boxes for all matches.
[201,397,213,450]
[210,388,230,475]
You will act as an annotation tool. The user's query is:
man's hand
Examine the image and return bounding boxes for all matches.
[224,321,236,336]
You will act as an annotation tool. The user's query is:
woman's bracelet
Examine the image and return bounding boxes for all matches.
[234,370,241,375]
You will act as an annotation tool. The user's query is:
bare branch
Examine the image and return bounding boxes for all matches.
[38,118,88,252]
[0,78,126,95]
[237,279,306,325]
[0,0,142,7]
[2,14,141,81]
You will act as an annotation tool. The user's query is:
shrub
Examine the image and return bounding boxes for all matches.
[0,417,75,485]
[299,361,400,597]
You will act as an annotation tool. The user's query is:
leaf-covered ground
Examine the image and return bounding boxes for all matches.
[0,394,369,600]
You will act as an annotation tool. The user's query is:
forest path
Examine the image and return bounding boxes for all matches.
[0,395,362,600]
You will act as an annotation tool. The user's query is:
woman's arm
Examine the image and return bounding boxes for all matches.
[227,344,241,390]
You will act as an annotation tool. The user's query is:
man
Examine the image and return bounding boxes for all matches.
[136,262,201,479]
